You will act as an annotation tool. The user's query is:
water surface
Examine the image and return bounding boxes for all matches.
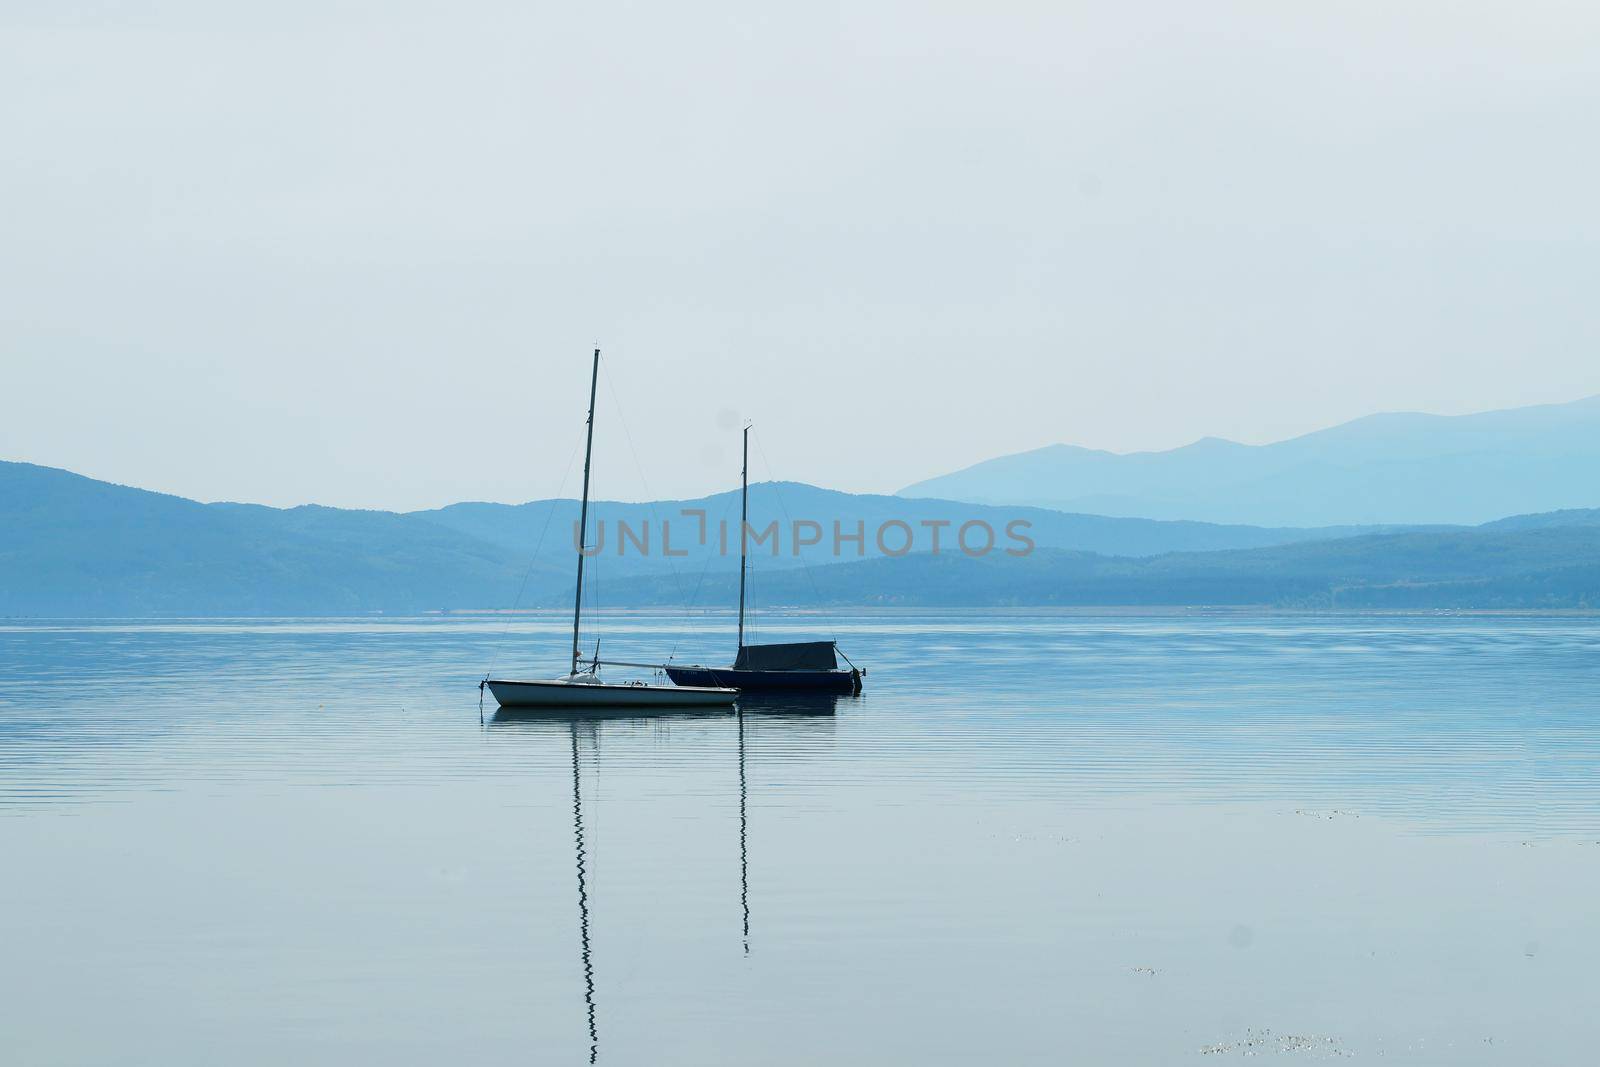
[2,612,1598,1064]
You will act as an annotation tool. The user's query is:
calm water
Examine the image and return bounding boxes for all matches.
[3,612,1600,1064]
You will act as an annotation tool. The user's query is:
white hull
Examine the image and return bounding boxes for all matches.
[486,676,738,709]
[481,352,741,715]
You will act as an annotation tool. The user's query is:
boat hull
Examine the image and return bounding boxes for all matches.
[665,666,861,694]
[486,678,738,708]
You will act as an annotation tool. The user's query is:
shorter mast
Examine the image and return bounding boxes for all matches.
[737,425,749,652]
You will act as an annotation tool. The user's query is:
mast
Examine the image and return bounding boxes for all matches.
[737,424,749,651]
[571,348,600,676]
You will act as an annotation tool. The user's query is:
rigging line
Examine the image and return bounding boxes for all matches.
[747,553,757,645]
[749,431,842,647]
[666,488,738,662]
[484,433,583,679]
[598,356,699,620]
[585,514,600,671]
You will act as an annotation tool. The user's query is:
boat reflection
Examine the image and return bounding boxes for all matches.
[488,688,845,724]
[735,690,846,716]
[491,705,733,726]
[485,704,840,1061]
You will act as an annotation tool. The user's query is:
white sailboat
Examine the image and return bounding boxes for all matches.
[484,349,738,710]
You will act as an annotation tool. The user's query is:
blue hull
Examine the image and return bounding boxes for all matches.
[666,665,861,694]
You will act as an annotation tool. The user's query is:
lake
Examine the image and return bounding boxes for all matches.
[2,612,1599,1064]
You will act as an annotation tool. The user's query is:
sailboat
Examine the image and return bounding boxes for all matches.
[484,350,739,709]
[665,427,864,695]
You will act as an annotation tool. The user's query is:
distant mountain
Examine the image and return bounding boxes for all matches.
[0,462,552,616]
[0,461,1414,616]
[603,516,1600,610]
[417,483,1417,571]
[3,459,1591,615]
[899,395,1600,526]
[1478,508,1600,532]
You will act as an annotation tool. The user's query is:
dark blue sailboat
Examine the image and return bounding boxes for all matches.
[667,639,860,693]
[665,427,864,696]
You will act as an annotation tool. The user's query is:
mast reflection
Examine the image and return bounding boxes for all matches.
[731,691,841,956]
[487,697,844,1057]
[737,708,749,955]
[571,722,598,1064]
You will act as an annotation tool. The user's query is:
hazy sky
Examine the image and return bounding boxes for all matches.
[4,1,1599,510]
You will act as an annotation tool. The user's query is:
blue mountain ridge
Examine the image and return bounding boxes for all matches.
[898,395,1600,526]
[2,460,1437,615]
[4,459,1598,614]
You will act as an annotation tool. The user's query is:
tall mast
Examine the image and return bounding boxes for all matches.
[737,424,749,651]
[571,348,600,675]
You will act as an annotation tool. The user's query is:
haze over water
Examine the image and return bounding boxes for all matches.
[3,612,1599,1064]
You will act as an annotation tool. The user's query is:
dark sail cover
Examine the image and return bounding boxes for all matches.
[733,641,838,671]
